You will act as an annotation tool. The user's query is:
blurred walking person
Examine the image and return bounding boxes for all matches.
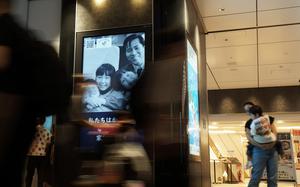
[0,0,71,186]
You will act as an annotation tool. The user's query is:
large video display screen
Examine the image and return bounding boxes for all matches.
[82,32,145,119]
[187,39,200,157]
[77,29,147,151]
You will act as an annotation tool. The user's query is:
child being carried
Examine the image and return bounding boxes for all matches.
[245,105,280,169]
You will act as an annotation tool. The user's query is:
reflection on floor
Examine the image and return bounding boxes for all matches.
[212,179,295,187]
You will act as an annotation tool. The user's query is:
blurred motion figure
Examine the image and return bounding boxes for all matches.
[100,124,151,186]
[0,0,71,186]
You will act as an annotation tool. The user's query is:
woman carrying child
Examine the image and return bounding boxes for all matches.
[244,105,280,187]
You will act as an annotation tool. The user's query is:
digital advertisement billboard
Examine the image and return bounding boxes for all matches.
[187,39,200,157]
[76,27,150,152]
[82,32,145,117]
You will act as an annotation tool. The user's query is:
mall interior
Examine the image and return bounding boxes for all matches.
[2,0,300,187]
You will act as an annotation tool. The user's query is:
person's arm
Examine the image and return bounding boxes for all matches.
[270,122,278,136]
[245,128,276,149]
[245,128,262,147]
[103,90,125,110]
[84,95,106,109]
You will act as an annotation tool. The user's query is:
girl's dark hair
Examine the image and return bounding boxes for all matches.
[95,63,115,77]
[248,105,263,116]
[83,78,97,84]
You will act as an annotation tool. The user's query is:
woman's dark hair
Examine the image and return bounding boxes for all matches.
[243,101,254,107]
[95,63,115,77]
[113,69,126,91]
[113,65,137,91]
[248,105,263,116]
[36,116,46,124]
[123,34,145,48]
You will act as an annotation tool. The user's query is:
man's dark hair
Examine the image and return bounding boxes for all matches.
[243,101,255,107]
[123,34,145,48]
[95,63,115,77]
[248,105,263,116]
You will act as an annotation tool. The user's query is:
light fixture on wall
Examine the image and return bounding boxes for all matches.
[131,0,146,6]
[95,0,106,6]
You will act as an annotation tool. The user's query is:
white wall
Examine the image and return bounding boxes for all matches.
[11,0,28,27]
[11,0,62,52]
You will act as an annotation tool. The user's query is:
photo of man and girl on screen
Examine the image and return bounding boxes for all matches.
[81,32,145,114]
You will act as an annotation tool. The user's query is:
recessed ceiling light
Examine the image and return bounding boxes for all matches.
[277,120,284,124]
[227,62,236,66]
[218,8,225,12]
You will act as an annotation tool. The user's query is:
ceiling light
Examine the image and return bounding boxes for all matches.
[277,120,284,124]
[211,122,218,125]
[218,8,225,12]
[227,62,236,66]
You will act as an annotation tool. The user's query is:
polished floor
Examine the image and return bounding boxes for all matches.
[212,179,295,187]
